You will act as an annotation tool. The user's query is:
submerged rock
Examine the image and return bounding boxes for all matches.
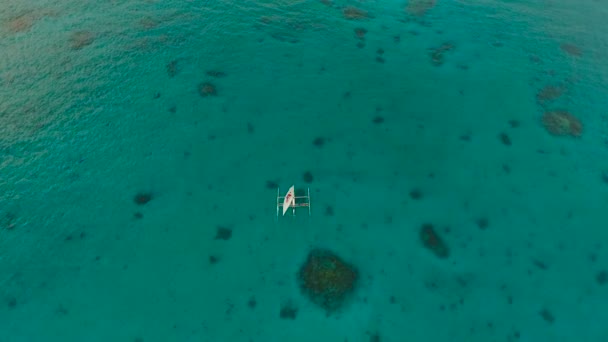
[298,248,358,313]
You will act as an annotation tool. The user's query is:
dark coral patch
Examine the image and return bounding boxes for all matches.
[1,212,17,230]
[266,180,279,189]
[420,223,449,258]
[539,308,555,324]
[409,188,423,200]
[475,217,489,230]
[303,171,314,183]
[134,192,153,205]
[372,116,384,124]
[279,302,298,319]
[248,296,257,309]
[214,226,232,240]
[209,255,220,264]
[499,132,512,146]
[313,137,325,147]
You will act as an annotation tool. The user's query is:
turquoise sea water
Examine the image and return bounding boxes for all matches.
[1,0,608,341]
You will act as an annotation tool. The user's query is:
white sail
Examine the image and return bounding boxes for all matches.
[282,185,295,216]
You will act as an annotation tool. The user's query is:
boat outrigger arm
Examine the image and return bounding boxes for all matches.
[276,185,311,217]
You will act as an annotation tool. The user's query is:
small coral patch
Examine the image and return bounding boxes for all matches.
[198,82,217,97]
[542,111,582,137]
[343,7,368,20]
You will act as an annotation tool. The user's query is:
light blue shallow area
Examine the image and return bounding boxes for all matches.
[1,0,607,341]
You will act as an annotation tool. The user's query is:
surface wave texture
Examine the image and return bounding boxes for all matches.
[1,0,607,341]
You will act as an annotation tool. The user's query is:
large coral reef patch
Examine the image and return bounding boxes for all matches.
[297,248,358,314]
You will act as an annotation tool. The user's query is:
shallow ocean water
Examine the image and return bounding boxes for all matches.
[1,0,607,341]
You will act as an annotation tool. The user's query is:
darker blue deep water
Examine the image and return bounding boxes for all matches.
[1,0,607,341]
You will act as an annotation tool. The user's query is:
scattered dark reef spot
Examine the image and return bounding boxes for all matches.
[248,297,257,309]
[279,302,298,319]
[420,223,449,258]
[134,192,153,205]
[476,217,489,230]
[303,171,314,183]
[409,188,423,200]
[499,132,511,146]
[313,137,325,147]
[372,116,384,124]
[198,82,217,97]
[266,180,279,189]
[539,308,555,324]
[215,226,232,240]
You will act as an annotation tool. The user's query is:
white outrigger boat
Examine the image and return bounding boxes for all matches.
[276,185,311,217]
